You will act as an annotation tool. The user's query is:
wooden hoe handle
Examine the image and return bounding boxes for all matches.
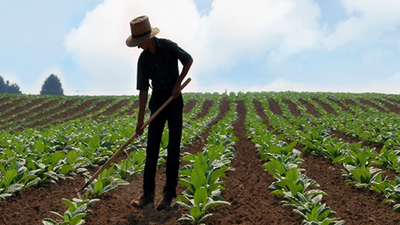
[77,78,191,193]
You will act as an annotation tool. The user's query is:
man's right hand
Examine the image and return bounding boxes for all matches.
[136,121,144,135]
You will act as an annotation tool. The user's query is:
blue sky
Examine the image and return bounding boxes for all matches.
[1,0,400,95]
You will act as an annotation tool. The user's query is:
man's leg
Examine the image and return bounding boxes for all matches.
[143,110,167,194]
[157,97,183,210]
[132,109,166,208]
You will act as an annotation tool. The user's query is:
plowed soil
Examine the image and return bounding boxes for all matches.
[2,95,400,225]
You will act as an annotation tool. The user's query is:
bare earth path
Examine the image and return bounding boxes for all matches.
[208,100,303,224]
[254,98,400,225]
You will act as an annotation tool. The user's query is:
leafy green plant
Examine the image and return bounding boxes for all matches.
[341,164,384,188]
[85,168,129,197]
[383,177,400,211]
[297,203,345,225]
[112,149,146,179]
[179,152,229,199]
[320,139,347,162]
[374,147,400,172]
[175,187,230,224]
[42,190,99,225]
[268,168,325,198]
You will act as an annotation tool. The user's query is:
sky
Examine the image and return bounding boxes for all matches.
[1,0,400,95]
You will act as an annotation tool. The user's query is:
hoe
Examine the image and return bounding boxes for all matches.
[76,78,191,194]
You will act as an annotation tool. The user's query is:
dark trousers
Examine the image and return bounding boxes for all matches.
[143,91,183,198]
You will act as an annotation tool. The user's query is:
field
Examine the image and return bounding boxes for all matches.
[2,91,400,224]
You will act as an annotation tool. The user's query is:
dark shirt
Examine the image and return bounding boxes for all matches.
[136,37,191,92]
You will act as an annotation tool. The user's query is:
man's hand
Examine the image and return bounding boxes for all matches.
[136,120,144,136]
[172,84,181,99]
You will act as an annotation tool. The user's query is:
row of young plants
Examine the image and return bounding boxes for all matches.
[175,95,238,224]
[0,94,37,117]
[241,93,344,225]
[254,92,400,212]
[40,93,224,224]
[0,93,162,200]
[10,97,131,132]
[2,96,88,131]
[0,95,49,123]
[0,95,136,132]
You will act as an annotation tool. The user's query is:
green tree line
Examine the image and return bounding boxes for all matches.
[0,74,64,95]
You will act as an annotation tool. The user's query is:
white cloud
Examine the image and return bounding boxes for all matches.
[63,0,400,95]
[64,0,200,95]
[64,0,324,94]
[200,0,322,69]
[323,0,400,50]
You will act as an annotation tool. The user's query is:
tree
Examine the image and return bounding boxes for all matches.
[0,76,22,94]
[6,81,22,94]
[0,76,5,93]
[40,74,64,95]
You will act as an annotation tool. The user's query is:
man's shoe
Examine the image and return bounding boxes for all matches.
[131,193,154,208]
[156,193,173,211]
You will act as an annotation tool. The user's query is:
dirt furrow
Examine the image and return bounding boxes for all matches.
[254,99,400,225]
[0,97,227,225]
[208,100,303,224]
[303,153,400,225]
[83,98,231,225]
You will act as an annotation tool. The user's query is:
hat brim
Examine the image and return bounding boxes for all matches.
[126,27,160,47]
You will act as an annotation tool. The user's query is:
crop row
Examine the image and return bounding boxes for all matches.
[249,92,400,214]
[2,92,400,224]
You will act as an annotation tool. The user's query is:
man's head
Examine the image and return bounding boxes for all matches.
[126,15,159,47]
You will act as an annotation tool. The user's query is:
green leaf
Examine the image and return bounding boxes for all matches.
[7,183,24,193]
[42,218,57,225]
[0,193,12,200]
[286,168,299,183]
[51,151,66,165]
[62,198,77,212]
[94,180,104,196]
[191,165,207,189]
[2,169,17,187]
[194,187,208,209]
[189,206,202,222]
[50,211,64,219]
[60,165,75,175]
[209,166,227,184]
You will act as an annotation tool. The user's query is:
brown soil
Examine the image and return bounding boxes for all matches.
[208,101,303,224]
[0,97,46,123]
[298,99,320,118]
[93,99,131,118]
[282,99,301,117]
[261,99,400,225]
[120,100,139,116]
[182,99,197,114]
[358,98,387,113]
[314,99,338,116]
[0,96,11,104]
[328,98,354,114]
[374,98,400,114]
[0,97,28,116]
[268,99,283,115]
[2,96,400,225]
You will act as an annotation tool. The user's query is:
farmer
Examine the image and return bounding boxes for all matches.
[126,15,193,211]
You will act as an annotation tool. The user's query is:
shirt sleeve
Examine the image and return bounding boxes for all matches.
[164,39,192,66]
[136,53,149,91]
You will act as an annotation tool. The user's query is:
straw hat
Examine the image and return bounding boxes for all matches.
[126,15,160,47]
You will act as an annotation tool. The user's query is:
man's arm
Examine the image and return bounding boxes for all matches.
[136,90,148,135]
[172,57,193,98]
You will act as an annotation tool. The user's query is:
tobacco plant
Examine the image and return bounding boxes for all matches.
[43,190,99,225]
[85,168,129,197]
